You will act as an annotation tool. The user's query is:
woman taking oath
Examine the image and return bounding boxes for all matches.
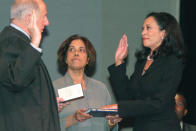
[103,12,186,131]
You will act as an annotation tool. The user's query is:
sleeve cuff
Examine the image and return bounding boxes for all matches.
[108,63,126,77]
[30,42,42,52]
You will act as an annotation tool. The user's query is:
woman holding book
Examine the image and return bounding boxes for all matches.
[53,34,119,131]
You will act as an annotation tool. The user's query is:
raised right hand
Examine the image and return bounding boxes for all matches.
[115,34,128,66]
[27,10,42,47]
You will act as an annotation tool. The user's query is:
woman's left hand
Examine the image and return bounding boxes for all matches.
[107,114,122,127]
[56,97,70,112]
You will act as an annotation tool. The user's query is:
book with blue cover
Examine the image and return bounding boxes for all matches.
[85,108,118,117]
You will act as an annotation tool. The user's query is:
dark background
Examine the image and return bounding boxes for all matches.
[179,0,196,125]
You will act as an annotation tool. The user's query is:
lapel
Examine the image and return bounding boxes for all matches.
[63,73,74,86]
[7,26,31,44]
[140,55,166,77]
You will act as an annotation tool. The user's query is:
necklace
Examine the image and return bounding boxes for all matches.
[147,55,153,61]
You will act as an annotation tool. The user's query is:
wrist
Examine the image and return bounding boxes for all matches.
[74,112,79,121]
[31,35,41,48]
[31,41,40,48]
[115,60,124,66]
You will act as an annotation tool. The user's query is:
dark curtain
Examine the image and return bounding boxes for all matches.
[179,0,196,125]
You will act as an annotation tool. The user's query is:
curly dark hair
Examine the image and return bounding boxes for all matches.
[136,12,186,60]
[57,34,96,75]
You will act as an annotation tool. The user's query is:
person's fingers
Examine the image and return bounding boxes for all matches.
[118,38,123,49]
[122,35,128,48]
[79,108,87,113]
[29,10,36,28]
[59,97,65,101]
[32,10,38,26]
[56,97,70,112]
[57,97,65,102]
[107,115,122,125]
[32,10,35,26]
[106,115,114,119]
[76,109,92,122]
[122,34,128,46]
[59,102,69,108]
[63,102,70,106]
[57,97,70,105]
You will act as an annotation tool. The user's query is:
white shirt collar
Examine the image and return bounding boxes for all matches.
[10,23,42,52]
[10,23,30,39]
[180,121,183,129]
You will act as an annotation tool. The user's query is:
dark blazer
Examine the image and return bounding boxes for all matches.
[108,55,183,131]
[0,26,60,131]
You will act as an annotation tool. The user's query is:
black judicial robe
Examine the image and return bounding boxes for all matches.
[0,26,60,131]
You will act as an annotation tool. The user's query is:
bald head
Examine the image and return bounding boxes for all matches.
[10,0,49,35]
[10,0,43,20]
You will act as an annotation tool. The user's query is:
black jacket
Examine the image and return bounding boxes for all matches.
[108,55,183,131]
[0,26,60,131]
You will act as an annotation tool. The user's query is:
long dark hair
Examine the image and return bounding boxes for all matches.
[136,12,186,60]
